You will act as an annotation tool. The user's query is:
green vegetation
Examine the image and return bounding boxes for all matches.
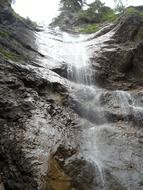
[78,6,118,23]
[126,7,139,14]
[78,0,104,22]
[77,2,118,33]
[102,9,118,22]
[0,29,10,38]
[126,7,143,17]
[0,46,21,61]
[52,0,127,33]
[136,26,143,40]
[79,24,100,33]
[59,0,84,12]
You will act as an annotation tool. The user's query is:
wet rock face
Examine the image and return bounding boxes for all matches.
[0,52,81,190]
[90,6,143,90]
[132,43,143,79]
[113,8,143,43]
[47,146,104,190]
[1,3,143,190]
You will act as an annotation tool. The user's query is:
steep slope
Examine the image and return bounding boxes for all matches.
[0,2,143,190]
[90,6,143,90]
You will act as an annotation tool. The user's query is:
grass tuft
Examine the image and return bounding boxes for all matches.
[79,24,100,34]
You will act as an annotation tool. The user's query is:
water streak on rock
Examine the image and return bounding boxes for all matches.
[35,25,143,190]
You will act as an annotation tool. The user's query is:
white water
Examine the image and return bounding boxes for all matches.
[62,32,91,84]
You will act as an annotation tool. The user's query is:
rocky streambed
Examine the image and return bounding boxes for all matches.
[0,2,143,190]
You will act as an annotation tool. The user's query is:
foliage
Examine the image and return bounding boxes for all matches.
[79,23,100,33]
[53,0,119,33]
[126,7,136,14]
[78,0,105,23]
[78,1,118,23]
[0,29,10,38]
[126,7,143,17]
[136,26,143,40]
[102,8,118,22]
[59,0,84,12]
[0,46,20,61]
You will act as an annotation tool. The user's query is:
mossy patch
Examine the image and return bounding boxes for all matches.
[79,24,100,34]
[126,7,143,17]
[0,29,10,38]
[136,26,143,40]
[0,46,21,61]
[126,7,138,14]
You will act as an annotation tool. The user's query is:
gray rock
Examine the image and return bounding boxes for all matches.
[0,3,143,190]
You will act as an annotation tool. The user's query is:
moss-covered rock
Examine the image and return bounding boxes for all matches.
[136,26,143,40]
[126,7,143,17]
[0,46,21,61]
[0,29,10,38]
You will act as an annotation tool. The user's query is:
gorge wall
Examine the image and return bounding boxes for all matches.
[0,1,143,190]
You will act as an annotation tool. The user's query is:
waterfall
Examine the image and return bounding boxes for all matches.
[62,32,92,85]
[36,27,143,189]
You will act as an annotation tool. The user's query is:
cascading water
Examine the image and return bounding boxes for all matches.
[36,26,143,190]
[62,32,92,85]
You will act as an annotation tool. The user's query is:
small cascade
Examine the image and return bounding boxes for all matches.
[112,90,143,125]
[113,90,132,113]
[62,32,92,85]
[60,30,143,189]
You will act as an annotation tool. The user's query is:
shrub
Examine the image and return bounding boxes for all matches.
[79,24,100,33]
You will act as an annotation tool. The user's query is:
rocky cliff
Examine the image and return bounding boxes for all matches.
[91,6,143,90]
[0,1,143,190]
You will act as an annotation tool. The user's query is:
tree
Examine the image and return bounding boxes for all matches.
[114,0,127,12]
[59,0,85,12]
[87,0,105,14]
[78,0,106,23]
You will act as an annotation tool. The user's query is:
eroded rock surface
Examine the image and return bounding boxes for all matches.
[0,3,143,190]
[89,6,143,90]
